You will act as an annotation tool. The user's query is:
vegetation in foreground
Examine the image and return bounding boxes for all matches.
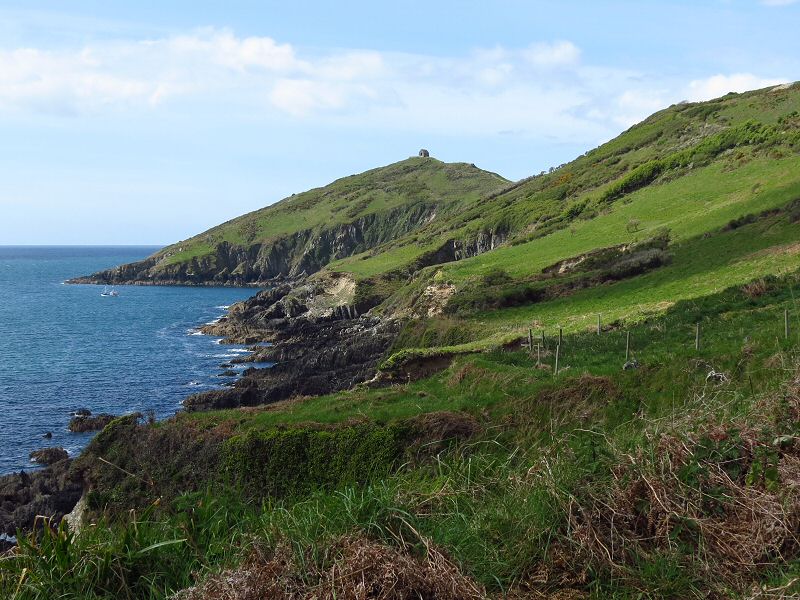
[2,274,799,599]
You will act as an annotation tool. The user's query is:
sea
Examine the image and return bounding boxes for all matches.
[0,246,264,475]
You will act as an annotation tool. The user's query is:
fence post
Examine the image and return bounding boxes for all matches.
[541,330,546,349]
[528,328,534,356]
[554,343,560,376]
[597,314,601,335]
[537,343,541,366]
[625,330,631,362]
[559,327,563,346]
[695,323,701,351]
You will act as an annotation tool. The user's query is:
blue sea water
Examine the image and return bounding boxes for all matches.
[0,246,261,475]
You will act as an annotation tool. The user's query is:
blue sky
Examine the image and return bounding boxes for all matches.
[1,1,798,245]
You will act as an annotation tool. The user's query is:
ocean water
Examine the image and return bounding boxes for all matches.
[0,246,263,475]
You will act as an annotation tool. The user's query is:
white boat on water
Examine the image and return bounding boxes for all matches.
[100,286,119,297]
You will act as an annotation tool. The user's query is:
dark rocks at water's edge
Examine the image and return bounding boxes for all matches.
[29,447,69,465]
[69,412,116,433]
[184,282,400,412]
[0,460,82,542]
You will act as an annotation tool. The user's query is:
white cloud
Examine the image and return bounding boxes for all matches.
[522,41,581,68]
[685,73,788,101]
[0,47,161,114]
[270,79,347,116]
[167,29,302,72]
[0,29,789,144]
[613,89,670,127]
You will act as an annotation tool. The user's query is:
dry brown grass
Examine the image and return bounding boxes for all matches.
[172,535,486,600]
[563,370,800,595]
[741,278,770,299]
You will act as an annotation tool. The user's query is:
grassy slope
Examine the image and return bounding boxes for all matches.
[325,85,800,366]
[156,157,507,268]
[185,272,800,432]
[327,84,800,280]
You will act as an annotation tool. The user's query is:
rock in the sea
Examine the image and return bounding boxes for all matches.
[29,447,69,465]
[69,413,116,433]
[43,431,53,439]
[219,369,237,377]
[74,408,92,417]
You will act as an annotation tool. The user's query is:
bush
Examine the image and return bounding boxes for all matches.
[480,267,513,287]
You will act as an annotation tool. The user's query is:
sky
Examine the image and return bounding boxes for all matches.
[0,1,798,245]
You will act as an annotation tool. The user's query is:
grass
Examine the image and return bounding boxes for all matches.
[440,153,800,284]
[9,85,800,599]
[464,200,800,332]
[183,271,800,433]
[325,84,800,285]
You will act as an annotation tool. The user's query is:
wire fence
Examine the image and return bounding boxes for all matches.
[523,304,799,378]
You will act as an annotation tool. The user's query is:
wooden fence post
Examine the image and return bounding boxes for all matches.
[541,330,546,349]
[695,323,701,351]
[625,330,631,362]
[554,343,560,376]
[528,328,534,355]
[597,314,601,335]
[559,327,563,346]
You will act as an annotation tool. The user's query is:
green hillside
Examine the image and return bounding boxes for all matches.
[313,83,800,364]
[163,157,507,265]
[329,83,800,282]
[74,157,508,284]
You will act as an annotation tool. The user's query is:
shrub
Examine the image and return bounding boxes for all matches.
[481,267,513,287]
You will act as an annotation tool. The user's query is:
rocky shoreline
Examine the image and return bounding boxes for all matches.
[184,279,400,411]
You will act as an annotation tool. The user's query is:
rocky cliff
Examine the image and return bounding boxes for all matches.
[184,277,401,411]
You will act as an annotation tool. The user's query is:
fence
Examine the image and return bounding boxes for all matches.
[524,305,798,377]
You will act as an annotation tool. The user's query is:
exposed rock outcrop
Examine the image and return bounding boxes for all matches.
[0,460,82,538]
[29,447,69,466]
[184,278,400,412]
[69,413,117,433]
[69,202,442,286]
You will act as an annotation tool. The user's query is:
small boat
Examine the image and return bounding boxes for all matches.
[100,286,119,297]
